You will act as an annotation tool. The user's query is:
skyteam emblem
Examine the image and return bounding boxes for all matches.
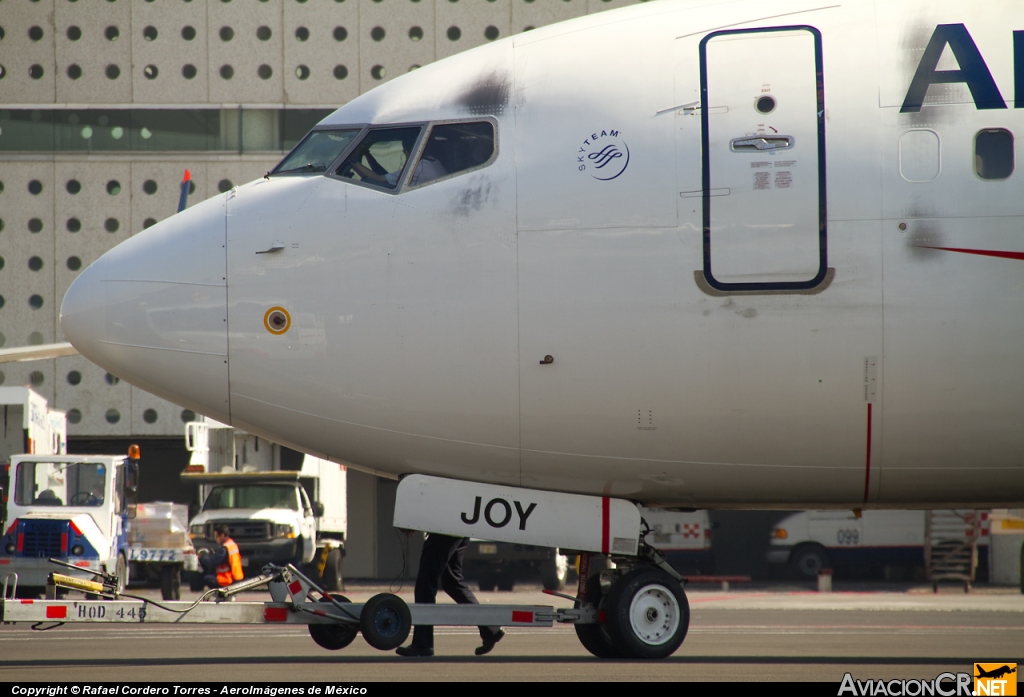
[577,129,630,181]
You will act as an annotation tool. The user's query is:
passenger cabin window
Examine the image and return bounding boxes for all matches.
[409,121,495,188]
[273,129,361,175]
[974,129,1014,180]
[336,126,422,190]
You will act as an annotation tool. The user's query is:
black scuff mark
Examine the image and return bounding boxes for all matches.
[457,73,511,115]
[450,181,493,217]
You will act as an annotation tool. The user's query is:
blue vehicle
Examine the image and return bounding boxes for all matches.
[1,450,140,598]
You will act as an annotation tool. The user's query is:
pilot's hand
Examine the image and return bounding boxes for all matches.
[364,152,388,176]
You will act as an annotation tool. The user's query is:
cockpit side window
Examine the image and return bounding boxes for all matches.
[273,129,362,175]
[335,126,422,190]
[408,121,495,188]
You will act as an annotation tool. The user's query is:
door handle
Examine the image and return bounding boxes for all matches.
[730,136,794,152]
[255,243,285,254]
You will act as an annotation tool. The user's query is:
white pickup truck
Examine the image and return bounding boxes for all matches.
[184,471,346,590]
[182,420,347,591]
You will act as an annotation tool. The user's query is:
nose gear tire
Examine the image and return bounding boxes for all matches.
[604,567,689,659]
[574,573,626,659]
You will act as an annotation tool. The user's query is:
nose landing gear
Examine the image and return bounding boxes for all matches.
[574,547,690,660]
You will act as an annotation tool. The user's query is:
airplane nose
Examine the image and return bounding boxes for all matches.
[60,195,230,423]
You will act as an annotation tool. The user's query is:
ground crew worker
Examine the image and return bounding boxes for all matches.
[395,533,504,657]
[199,524,244,590]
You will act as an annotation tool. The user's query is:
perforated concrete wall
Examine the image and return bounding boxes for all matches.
[0,0,643,437]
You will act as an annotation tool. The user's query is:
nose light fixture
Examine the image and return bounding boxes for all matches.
[264,307,291,335]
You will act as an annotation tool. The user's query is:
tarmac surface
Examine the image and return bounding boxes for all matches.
[1,582,1022,683]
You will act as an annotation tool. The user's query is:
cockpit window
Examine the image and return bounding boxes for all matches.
[409,121,495,188]
[335,126,422,190]
[273,129,362,175]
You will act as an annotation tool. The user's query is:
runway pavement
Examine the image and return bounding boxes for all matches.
[1,584,1021,682]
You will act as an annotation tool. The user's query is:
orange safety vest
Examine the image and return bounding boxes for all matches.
[216,538,244,586]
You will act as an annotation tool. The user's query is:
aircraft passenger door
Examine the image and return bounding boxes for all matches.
[701,26,827,291]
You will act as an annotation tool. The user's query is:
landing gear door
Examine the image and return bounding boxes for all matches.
[701,26,827,291]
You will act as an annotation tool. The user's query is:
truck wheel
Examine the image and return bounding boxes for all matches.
[604,567,690,659]
[792,544,830,579]
[308,594,359,651]
[541,551,569,591]
[189,571,205,592]
[321,549,343,592]
[496,573,515,591]
[574,573,625,659]
[160,565,182,601]
[477,573,497,592]
[114,554,128,595]
[360,593,411,651]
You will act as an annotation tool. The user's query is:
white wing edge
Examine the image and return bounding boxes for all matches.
[0,342,80,364]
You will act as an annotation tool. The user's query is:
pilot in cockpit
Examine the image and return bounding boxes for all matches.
[409,139,448,187]
[345,132,421,188]
[343,131,447,189]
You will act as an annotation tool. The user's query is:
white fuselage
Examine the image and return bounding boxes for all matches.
[61,0,1024,509]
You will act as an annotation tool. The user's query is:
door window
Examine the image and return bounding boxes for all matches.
[974,129,1014,180]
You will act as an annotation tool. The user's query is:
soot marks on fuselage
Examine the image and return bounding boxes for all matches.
[897,103,957,127]
[458,73,510,115]
[895,22,962,125]
[450,181,493,217]
[709,297,758,318]
[906,220,946,260]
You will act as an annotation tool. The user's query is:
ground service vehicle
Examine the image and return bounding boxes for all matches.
[127,502,199,600]
[58,0,1024,657]
[464,541,576,591]
[0,451,140,598]
[183,420,346,591]
[767,510,990,579]
[642,509,714,574]
[0,388,67,532]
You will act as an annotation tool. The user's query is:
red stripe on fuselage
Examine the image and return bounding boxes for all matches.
[918,246,1024,261]
[601,497,610,555]
[863,403,873,504]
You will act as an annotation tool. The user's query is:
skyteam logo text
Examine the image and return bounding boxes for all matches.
[576,129,630,181]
